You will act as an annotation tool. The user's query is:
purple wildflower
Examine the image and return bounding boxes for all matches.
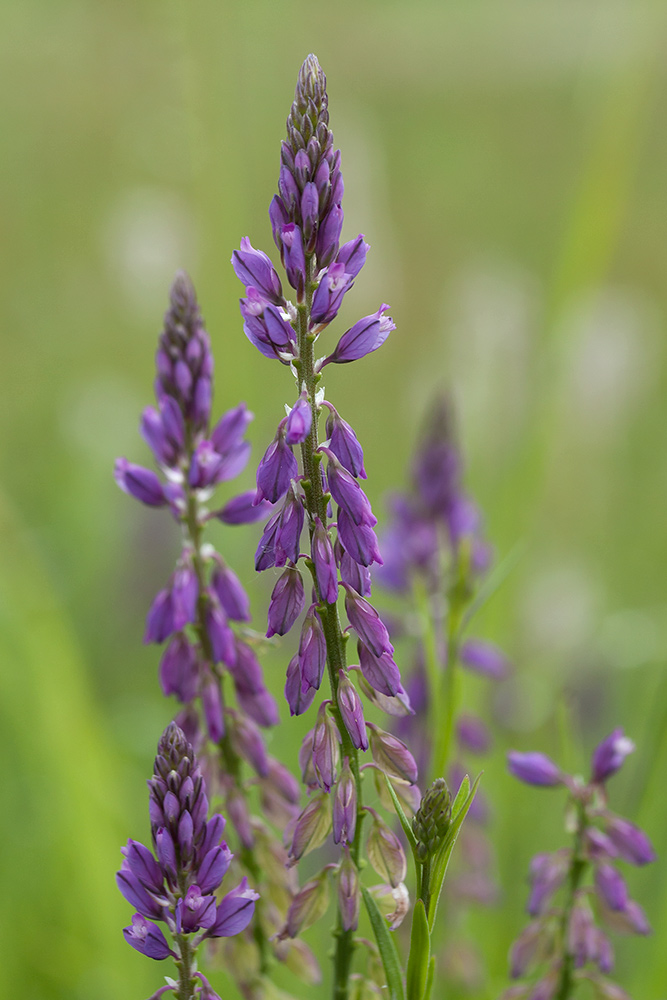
[117,724,257,989]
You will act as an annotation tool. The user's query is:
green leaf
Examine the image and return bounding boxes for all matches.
[406,899,430,1000]
[427,772,483,930]
[450,773,470,821]
[383,774,418,852]
[361,887,406,1000]
[424,956,436,1000]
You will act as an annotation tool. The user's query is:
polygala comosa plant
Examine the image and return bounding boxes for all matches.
[115,54,655,1000]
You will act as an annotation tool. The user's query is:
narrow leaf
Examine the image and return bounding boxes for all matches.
[427,772,483,930]
[449,773,470,821]
[406,899,430,1000]
[384,774,418,852]
[424,956,436,1000]
[361,887,406,1000]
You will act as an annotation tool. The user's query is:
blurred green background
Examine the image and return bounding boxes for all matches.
[1,0,666,997]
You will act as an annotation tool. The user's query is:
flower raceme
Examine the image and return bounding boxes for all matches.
[232,53,414,998]
[116,724,258,1000]
[503,729,655,1000]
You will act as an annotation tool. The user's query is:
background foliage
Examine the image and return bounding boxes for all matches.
[1,1,666,997]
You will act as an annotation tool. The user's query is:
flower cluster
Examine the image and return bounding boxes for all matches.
[504,729,656,999]
[115,274,303,994]
[375,395,506,987]
[117,723,258,1000]
[232,54,418,993]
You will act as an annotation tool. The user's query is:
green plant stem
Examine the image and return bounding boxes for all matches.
[184,470,271,976]
[554,801,588,1000]
[431,596,463,783]
[295,254,365,1000]
[175,932,197,1000]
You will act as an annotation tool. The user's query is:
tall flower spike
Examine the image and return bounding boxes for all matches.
[115,274,299,995]
[235,55,411,1000]
[117,724,258,999]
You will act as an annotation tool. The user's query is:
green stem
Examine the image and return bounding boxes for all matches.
[554,801,588,1000]
[295,255,365,1000]
[431,597,463,783]
[183,459,271,976]
[175,932,197,1000]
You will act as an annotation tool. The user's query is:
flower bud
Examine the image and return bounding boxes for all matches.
[267,566,305,638]
[338,847,360,931]
[322,305,395,366]
[311,516,339,605]
[366,808,407,887]
[255,424,298,505]
[312,701,341,792]
[288,793,333,863]
[285,654,316,716]
[603,816,656,866]
[285,392,313,445]
[591,728,635,785]
[413,778,452,861]
[285,872,331,937]
[299,605,327,694]
[114,458,166,507]
[343,586,393,659]
[507,751,562,788]
[333,757,357,845]
[337,672,368,750]
[368,724,418,783]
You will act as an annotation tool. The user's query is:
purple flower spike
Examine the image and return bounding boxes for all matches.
[337,671,368,751]
[208,877,259,937]
[232,238,283,304]
[343,584,393,659]
[267,566,305,638]
[459,639,509,680]
[325,405,366,479]
[311,517,339,605]
[123,914,172,960]
[507,751,563,788]
[333,756,357,844]
[299,605,327,694]
[591,729,635,785]
[285,393,312,445]
[255,424,298,504]
[115,459,167,507]
[322,304,395,366]
[311,263,354,325]
[603,816,656,866]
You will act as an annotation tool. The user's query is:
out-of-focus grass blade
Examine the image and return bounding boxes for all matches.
[361,886,406,1000]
